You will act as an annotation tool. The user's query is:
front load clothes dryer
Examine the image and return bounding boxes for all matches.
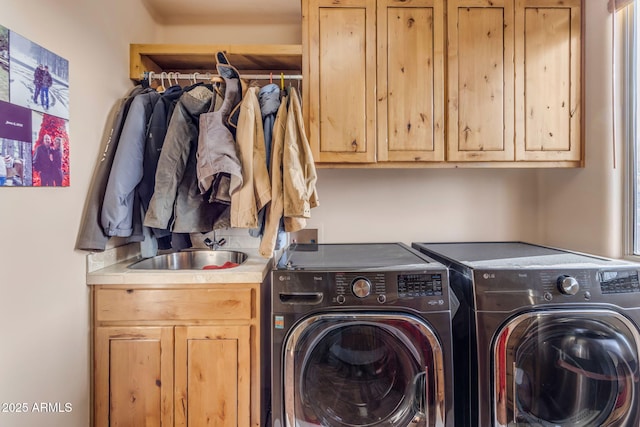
[271,243,455,427]
[412,241,640,427]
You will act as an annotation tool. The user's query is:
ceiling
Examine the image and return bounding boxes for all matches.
[141,0,302,25]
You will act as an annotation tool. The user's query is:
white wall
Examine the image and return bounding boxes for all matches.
[0,1,156,426]
[0,1,619,426]
[156,23,302,45]
[537,0,623,258]
[306,168,540,245]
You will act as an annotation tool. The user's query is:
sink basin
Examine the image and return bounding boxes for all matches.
[128,250,248,270]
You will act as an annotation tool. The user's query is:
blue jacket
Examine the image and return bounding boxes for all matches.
[101,90,161,237]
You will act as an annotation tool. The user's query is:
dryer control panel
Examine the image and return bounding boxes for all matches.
[472,267,640,311]
[599,269,640,294]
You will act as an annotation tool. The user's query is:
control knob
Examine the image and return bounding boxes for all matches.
[352,278,372,298]
[557,275,579,295]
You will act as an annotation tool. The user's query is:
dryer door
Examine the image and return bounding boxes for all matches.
[283,312,446,427]
[493,310,640,427]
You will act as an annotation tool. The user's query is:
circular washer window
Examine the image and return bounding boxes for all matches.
[284,313,444,427]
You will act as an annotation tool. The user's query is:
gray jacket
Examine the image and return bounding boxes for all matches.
[144,85,226,233]
[101,90,161,237]
[75,86,150,251]
[196,62,243,201]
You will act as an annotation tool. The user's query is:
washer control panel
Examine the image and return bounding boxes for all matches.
[272,269,449,312]
[398,273,443,297]
[352,277,372,298]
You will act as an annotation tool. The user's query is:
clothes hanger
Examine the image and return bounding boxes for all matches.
[157,72,167,93]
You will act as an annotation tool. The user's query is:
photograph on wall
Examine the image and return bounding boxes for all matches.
[0,100,31,186]
[0,23,69,187]
[32,111,69,187]
[9,30,69,119]
[0,25,8,102]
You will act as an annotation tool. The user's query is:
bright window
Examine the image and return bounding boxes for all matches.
[619,1,640,254]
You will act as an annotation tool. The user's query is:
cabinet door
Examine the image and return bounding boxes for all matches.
[174,325,252,427]
[94,327,174,427]
[377,0,445,162]
[304,0,377,163]
[448,0,515,161]
[515,0,581,161]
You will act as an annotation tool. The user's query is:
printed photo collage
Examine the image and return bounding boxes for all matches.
[0,24,70,187]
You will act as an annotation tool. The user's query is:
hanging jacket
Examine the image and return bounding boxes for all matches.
[139,84,183,218]
[75,85,150,251]
[283,87,319,232]
[250,83,281,238]
[230,86,272,229]
[138,84,183,248]
[144,85,224,233]
[259,94,289,257]
[101,90,161,237]
[196,61,243,205]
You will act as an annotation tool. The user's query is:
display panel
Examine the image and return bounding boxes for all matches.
[398,273,443,297]
[600,269,640,294]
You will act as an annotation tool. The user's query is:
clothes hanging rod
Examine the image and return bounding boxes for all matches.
[144,71,303,81]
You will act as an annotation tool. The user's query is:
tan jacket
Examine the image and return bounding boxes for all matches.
[230,86,271,228]
[259,88,319,257]
[283,87,319,232]
[259,95,288,257]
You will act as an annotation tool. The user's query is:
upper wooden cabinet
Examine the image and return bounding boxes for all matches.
[302,0,583,166]
[515,0,582,162]
[378,0,446,162]
[447,0,515,162]
[303,0,445,163]
[303,0,377,163]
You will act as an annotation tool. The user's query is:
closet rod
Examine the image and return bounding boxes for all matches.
[144,71,303,81]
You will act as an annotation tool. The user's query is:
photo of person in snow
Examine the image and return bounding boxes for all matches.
[41,65,52,109]
[32,63,44,104]
[8,30,69,119]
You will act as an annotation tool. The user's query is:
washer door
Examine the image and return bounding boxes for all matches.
[493,310,640,427]
[283,312,446,427]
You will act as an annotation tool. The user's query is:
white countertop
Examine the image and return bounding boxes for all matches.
[86,246,273,286]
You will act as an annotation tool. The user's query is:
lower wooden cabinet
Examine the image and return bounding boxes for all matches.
[92,284,262,427]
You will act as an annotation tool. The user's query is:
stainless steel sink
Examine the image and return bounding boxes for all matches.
[128,250,248,270]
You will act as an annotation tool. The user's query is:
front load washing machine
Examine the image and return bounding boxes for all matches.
[412,241,640,427]
[271,243,455,427]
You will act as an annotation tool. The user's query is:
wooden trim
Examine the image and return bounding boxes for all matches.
[314,160,584,168]
[129,43,302,80]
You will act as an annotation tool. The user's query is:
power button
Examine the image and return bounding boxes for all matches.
[336,295,346,304]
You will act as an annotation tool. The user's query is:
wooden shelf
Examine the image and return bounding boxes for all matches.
[129,43,302,80]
